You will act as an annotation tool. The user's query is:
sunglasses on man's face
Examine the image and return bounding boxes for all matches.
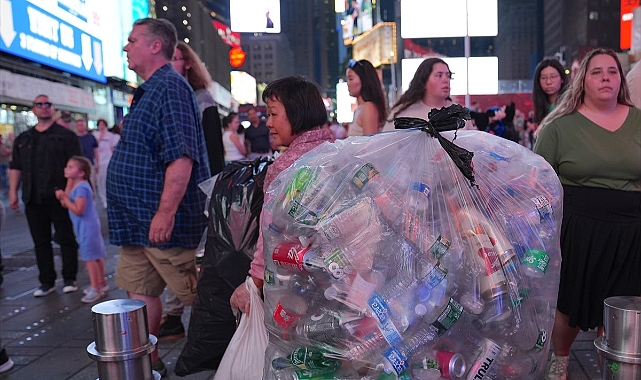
[33,102,52,109]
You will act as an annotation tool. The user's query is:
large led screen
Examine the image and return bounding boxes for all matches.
[230,0,281,34]
[99,0,149,82]
[0,0,106,82]
[342,0,374,43]
[401,57,498,96]
[401,0,497,39]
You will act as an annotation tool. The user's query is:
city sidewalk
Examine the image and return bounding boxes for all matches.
[0,201,213,379]
[0,200,603,379]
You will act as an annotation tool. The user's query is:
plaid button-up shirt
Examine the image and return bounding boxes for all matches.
[106,64,211,249]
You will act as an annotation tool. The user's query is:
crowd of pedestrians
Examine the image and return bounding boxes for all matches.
[0,15,640,380]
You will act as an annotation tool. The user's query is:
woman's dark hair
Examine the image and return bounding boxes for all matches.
[222,112,238,129]
[97,119,108,128]
[532,59,568,123]
[390,57,448,120]
[348,59,387,125]
[261,76,327,134]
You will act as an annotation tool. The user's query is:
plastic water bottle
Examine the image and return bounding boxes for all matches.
[316,196,385,245]
[375,322,440,375]
[351,162,405,224]
[367,240,447,327]
[294,311,345,344]
[521,248,550,278]
[273,366,339,380]
[271,346,340,372]
[459,273,486,315]
[285,162,367,227]
[491,343,538,379]
[506,298,547,352]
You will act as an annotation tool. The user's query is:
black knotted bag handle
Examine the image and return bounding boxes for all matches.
[393,104,477,188]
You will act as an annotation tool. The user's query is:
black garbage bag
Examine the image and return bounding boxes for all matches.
[175,158,271,376]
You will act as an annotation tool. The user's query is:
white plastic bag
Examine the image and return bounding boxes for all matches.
[213,276,268,380]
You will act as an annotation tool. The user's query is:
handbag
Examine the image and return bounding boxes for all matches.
[213,276,268,380]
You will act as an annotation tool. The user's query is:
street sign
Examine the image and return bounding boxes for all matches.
[0,0,106,83]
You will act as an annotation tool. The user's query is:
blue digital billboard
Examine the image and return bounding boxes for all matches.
[0,0,106,83]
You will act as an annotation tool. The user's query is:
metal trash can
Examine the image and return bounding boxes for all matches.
[87,299,160,380]
[594,296,641,380]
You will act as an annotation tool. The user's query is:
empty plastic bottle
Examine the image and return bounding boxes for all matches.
[271,346,341,372]
[375,322,440,375]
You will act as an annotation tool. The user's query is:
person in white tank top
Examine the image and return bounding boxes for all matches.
[222,112,246,163]
[346,59,388,136]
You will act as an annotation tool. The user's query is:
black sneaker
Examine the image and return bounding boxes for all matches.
[33,284,55,297]
[151,359,167,378]
[0,348,14,373]
[157,315,185,340]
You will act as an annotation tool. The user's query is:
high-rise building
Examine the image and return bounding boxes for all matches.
[495,0,544,79]
[241,34,295,86]
[155,0,233,91]
[544,0,620,62]
[212,0,340,99]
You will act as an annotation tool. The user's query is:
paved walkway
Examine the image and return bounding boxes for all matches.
[0,199,603,379]
[0,201,213,379]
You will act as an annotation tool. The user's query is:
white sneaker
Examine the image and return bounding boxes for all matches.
[62,281,79,293]
[33,285,55,297]
[81,288,105,303]
[546,353,569,380]
[84,283,109,294]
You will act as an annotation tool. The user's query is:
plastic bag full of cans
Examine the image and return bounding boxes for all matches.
[260,117,562,379]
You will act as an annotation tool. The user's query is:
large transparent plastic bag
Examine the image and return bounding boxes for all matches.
[261,106,562,380]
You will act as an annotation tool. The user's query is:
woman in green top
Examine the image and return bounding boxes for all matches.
[534,48,641,380]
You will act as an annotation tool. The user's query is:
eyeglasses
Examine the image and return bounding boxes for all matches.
[33,102,52,109]
[540,74,560,82]
[348,59,363,69]
[172,57,184,61]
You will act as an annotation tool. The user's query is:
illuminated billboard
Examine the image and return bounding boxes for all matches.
[621,0,640,50]
[230,0,281,34]
[213,20,241,48]
[99,0,149,82]
[401,57,498,95]
[0,0,106,82]
[401,0,497,39]
[342,0,374,44]
[231,71,257,105]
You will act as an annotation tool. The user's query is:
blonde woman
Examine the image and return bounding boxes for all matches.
[534,48,641,380]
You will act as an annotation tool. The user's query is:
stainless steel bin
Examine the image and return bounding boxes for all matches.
[594,296,641,380]
[86,299,160,380]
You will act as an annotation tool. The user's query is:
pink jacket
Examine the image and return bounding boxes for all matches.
[249,128,334,279]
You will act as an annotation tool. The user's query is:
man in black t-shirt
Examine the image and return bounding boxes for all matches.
[9,95,81,297]
[244,106,275,160]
